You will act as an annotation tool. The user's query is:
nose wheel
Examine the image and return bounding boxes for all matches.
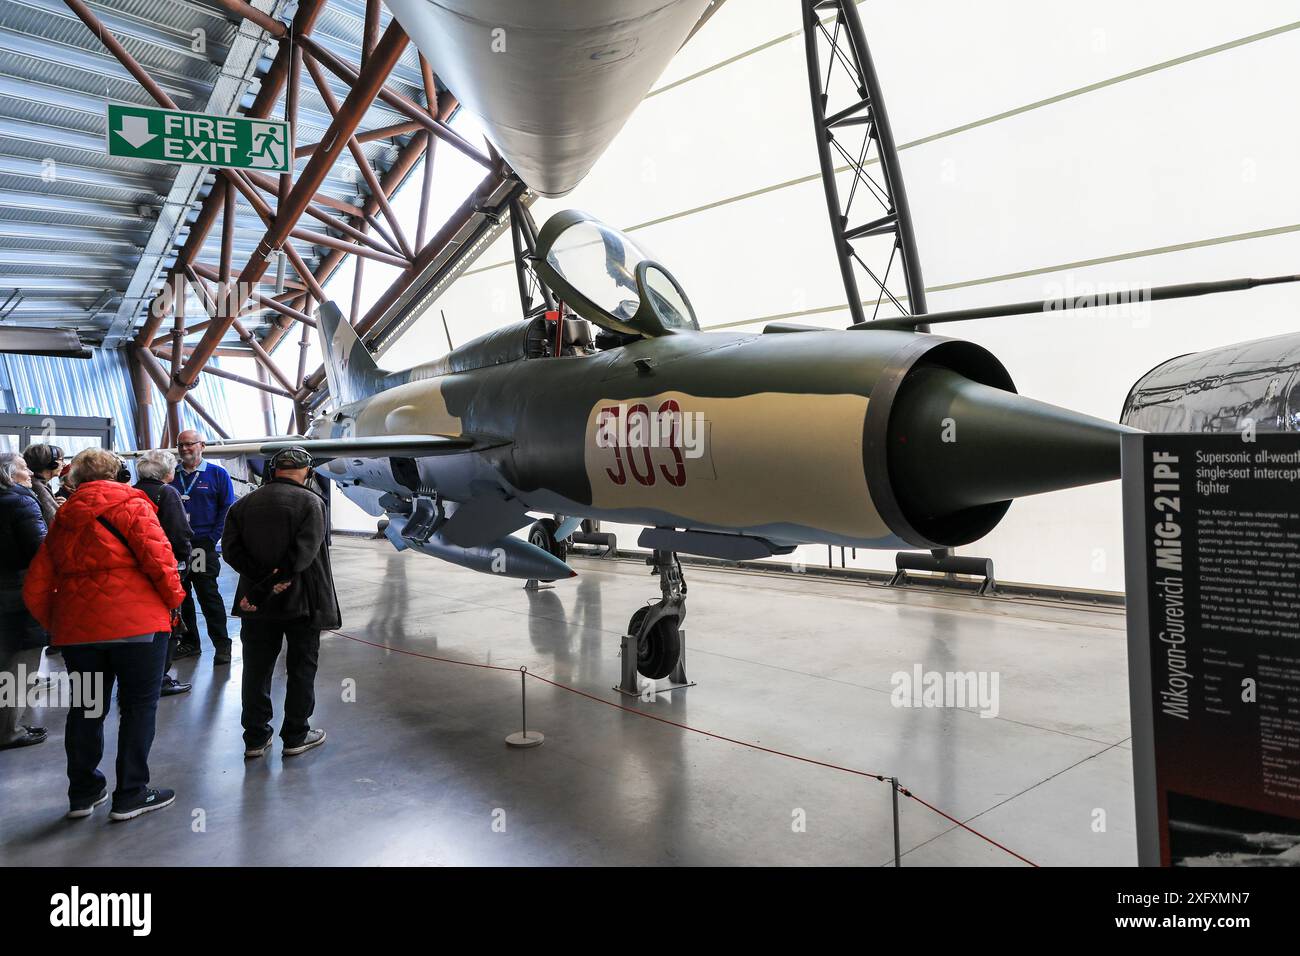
[617,549,695,694]
[627,605,682,681]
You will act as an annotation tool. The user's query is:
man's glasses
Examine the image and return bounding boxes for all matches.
[177,441,204,449]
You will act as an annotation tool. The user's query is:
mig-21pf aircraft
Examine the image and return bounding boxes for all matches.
[193,207,1133,681]
[128,0,1300,683]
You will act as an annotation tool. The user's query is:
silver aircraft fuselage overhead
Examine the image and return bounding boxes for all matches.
[381,0,714,196]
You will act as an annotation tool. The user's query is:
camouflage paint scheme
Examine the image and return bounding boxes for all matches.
[311,302,1025,553]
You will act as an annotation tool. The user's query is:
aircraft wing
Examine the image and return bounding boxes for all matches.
[186,434,479,461]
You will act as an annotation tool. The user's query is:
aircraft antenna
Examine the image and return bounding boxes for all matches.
[440,310,454,351]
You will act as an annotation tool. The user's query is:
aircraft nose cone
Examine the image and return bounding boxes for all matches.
[885,366,1137,545]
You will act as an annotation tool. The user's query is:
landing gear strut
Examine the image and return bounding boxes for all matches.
[617,549,694,695]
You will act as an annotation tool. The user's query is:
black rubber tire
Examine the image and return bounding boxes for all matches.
[527,519,567,583]
[528,519,568,559]
[628,606,650,639]
[636,614,681,681]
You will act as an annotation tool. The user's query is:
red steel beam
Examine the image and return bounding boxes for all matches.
[362,0,381,66]
[416,54,438,249]
[135,346,231,441]
[152,348,297,400]
[297,119,424,157]
[168,21,410,401]
[298,35,490,168]
[59,0,329,352]
[260,91,459,356]
[212,0,284,37]
[303,53,414,258]
[280,37,301,209]
[190,264,317,327]
[296,165,511,400]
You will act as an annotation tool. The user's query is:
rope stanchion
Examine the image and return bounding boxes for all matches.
[505,665,544,748]
[890,776,901,867]
[328,628,1038,867]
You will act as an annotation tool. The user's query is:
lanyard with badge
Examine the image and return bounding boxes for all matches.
[180,469,202,525]
[179,469,201,502]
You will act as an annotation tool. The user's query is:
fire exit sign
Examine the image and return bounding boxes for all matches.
[105,103,291,173]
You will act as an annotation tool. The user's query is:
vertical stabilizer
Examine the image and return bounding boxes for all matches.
[317,301,388,406]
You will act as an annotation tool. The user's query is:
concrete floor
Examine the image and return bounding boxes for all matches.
[0,537,1137,866]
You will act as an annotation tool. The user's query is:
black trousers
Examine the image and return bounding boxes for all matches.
[181,571,229,648]
[240,618,320,748]
[62,633,167,806]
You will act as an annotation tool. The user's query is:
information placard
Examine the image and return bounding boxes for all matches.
[1123,432,1300,866]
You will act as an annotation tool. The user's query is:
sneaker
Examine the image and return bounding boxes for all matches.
[66,789,109,819]
[109,787,175,822]
[0,727,47,750]
[160,675,192,697]
[244,737,273,759]
[282,729,326,756]
[172,643,200,661]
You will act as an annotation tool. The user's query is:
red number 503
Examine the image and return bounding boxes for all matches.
[600,401,687,488]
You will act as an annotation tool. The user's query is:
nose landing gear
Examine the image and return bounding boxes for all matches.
[617,549,694,695]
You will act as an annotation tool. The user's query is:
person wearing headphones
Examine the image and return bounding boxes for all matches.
[222,447,340,759]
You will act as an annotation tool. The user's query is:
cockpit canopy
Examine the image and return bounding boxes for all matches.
[533,209,699,338]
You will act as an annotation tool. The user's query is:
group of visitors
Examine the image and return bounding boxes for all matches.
[0,431,339,821]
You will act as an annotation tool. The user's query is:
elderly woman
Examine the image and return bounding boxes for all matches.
[23,447,186,821]
[22,443,63,527]
[134,449,193,697]
[0,452,48,750]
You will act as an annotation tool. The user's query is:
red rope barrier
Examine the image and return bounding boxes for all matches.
[328,628,1039,867]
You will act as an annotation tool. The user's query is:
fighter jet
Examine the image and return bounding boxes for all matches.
[126,0,1300,684]
[196,207,1131,680]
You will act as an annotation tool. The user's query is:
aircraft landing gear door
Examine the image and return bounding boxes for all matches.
[533,210,700,338]
[615,549,695,698]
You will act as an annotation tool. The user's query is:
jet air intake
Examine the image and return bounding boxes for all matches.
[867,339,1136,548]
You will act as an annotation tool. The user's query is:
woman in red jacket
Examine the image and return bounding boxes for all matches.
[24,447,187,822]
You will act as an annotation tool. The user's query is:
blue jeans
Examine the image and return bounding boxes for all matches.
[62,633,168,806]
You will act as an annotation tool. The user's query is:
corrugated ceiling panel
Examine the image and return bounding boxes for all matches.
[0,345,232,449]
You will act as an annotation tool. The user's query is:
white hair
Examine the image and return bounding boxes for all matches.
[0,451,23,489]
[136,448,178,482]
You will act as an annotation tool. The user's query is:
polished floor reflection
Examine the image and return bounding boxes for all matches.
[0,537,1136,866]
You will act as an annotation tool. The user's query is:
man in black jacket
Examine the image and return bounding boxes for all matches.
[134,449,193,697]
[222,447,340,759]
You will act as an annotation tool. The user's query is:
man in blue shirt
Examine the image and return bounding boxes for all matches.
[171,430,236,665]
